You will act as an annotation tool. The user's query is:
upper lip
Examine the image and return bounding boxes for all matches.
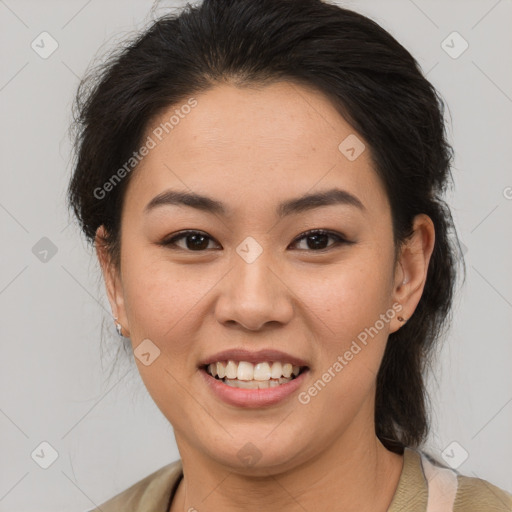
[198,348,309,368]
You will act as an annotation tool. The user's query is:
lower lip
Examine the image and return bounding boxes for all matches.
[199,368,309,408]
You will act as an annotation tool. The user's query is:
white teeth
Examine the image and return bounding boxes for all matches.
[253,362,271,380]
[223,376,293,389]
[225,379,262,389]
[225,360,238,379]
[205,360,305,382]
[216,361,225,379]
[270,361,283,379]
[237,361,254,381]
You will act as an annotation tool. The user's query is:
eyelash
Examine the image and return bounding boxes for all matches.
[160,229,353,252]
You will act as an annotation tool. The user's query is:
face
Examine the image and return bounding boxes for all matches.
[97,81,433,475]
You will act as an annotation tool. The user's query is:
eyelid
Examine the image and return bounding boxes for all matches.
[161,229,221,250]
[160,228,353,252]
[289,229,352,250]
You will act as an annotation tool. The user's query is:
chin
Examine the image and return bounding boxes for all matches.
[200,432,309,476]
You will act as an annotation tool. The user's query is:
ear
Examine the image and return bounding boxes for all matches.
[95,225,130,338]
[390,214,435,333]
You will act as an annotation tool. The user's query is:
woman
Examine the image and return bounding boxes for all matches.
[68,0,512,510]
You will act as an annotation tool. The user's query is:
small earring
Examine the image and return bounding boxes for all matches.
[114,317,123,337]
[397,316,406,323]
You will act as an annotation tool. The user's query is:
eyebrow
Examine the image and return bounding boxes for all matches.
[144,187,365,217]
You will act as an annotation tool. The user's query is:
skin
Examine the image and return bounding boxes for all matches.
[96,81,435,512]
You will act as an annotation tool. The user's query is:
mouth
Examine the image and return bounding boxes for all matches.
[200,360,309,389]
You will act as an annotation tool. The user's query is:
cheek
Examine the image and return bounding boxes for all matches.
[119,254,217,410]
[294,250,395,410]
[120,250,218,355]
[299,254,394,344]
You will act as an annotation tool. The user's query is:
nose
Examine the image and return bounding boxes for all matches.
[214,250,294,331]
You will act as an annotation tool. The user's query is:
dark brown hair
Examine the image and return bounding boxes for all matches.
[67,0,464,453]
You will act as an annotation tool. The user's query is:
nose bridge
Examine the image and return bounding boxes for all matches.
[235,246,273,295]
[231,232,276,282]
[215,237,293,330]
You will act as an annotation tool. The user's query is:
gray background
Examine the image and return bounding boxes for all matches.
[1,0,511,510]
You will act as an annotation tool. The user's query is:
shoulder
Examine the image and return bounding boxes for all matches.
[418,448,512,512]
[84,459,183,512]
[389,447,512,512]
[454,473,512,512]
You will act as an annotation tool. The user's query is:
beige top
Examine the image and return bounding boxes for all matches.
[88,447,512,511]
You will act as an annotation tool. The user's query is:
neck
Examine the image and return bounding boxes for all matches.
[171,424,403,512]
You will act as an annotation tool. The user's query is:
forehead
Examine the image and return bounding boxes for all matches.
[125,81,387,215]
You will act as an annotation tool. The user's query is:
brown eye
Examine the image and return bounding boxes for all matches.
[160,229,352,252]
[161,231,220,251]
[290,229,352,251]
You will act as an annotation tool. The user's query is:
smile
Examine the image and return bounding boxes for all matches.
[203,360,306,389]
[200,360,310,407]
